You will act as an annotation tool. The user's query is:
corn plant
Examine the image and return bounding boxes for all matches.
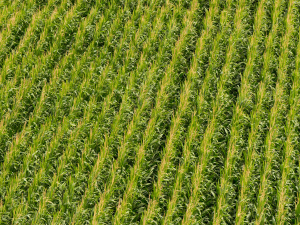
[161,0,239,223]
[253,1,300,223]
[212,0,273,222]
[0,0,99,163]
[1,0,299,223]
[0,0,74,85]
[0,0,28,31]
[0,0,50,69]
[69,3,190,224]
[275,27,300,225]
[91,0,210,224]
[0,0,146,223]
[25,0,172,224]
[140,0,225,223]
[0,0,134,197]
[177,0,259,223]
[234,0,291,223]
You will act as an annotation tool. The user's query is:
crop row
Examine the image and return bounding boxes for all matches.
[1,0,171,223]
[0,0,122,223]
[235,0,298,223]
[139,0,225,223]
[1,0,300,223]
[0,0,133,197]
[0,0,97,162]
[0,0,75,85]
[23,0,170,224]
[0,0,50,70]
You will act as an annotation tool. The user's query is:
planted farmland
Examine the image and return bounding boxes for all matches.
[0,0,300,224]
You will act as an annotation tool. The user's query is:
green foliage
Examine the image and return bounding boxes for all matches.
[1,0,300,224]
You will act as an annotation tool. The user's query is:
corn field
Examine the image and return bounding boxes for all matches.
[0,0,300,224]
